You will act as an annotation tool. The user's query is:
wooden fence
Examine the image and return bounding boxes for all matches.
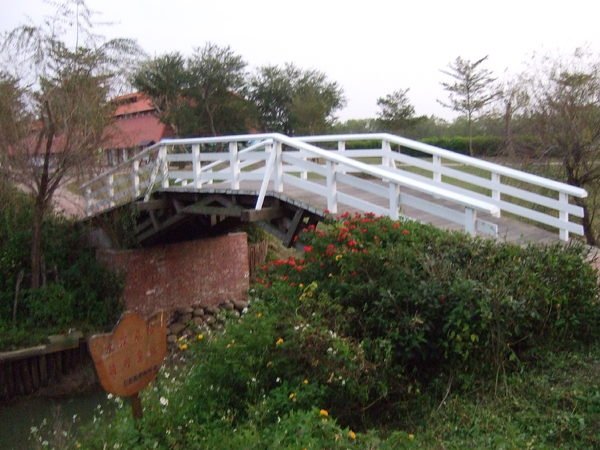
[0,337,90,401]
[248,241,269,279]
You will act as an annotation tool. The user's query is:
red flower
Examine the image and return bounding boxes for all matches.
[325,244,336,256]
[347,240,357,247]
[402,229,410,235]
[304,245,313,253]
[392,222,401,229]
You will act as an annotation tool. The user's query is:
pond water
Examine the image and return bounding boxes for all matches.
[0,386,113,450]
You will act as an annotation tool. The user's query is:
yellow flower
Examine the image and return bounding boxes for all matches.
[288,392,296,401]
[178,343,188,351]
[335,254,343,261]
[408,433,415,440]
[303,378,309,385]
[197,333,204,341]
[348,430,356,440]
[256,312,263,318]
[319,409,329,417]
[275,337,284,346]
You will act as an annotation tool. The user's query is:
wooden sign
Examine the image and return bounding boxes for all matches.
[89,311,167,398]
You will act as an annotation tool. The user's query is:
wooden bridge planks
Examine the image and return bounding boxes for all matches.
[170,179,559,245]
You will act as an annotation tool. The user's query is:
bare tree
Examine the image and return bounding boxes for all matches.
[439,56,498,156]
[495,76,529,160]
[524,50,600,245]
[0,1,141,288]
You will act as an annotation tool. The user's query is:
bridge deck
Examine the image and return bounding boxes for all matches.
[165,179,559,245]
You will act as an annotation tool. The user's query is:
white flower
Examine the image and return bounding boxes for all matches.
[107,393,114,400]
[276,377,281,383]
[159,396,169,406]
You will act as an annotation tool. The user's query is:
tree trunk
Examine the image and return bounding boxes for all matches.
[206,105,217,137]
[579,200,596,246]
[503,100,516,160]
[30,200,45,289]
[467,112,474,157]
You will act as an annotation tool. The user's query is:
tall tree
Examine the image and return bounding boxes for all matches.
[496,77,529,159]
[249,64,298,134]
[439,56,498,155]
[0,1,141,288]
[133,44,252,137]
[524,50,600,245]
[249,63,345,135]
[131,52,191,136]
[376,88,424,133]
[187,43,250,136]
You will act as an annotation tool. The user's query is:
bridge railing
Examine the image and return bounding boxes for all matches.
[299,133,587,241]
[81,132,586,241]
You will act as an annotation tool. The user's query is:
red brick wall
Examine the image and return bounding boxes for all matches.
[97,233,249,316]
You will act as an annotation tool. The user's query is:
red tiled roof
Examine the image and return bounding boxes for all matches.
[104,113,172,150]
[112,92,155,117]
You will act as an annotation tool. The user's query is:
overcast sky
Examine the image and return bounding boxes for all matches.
[2,0,599,121]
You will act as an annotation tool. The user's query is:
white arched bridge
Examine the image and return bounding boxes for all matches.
[81,133,587,247]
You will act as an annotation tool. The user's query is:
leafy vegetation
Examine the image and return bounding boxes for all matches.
[0,182,123,350]
[67,214,598,449]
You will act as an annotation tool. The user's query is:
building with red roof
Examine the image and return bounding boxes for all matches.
[103,93,173,166]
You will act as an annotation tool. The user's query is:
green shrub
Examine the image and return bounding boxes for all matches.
[0,182,123,350]
[72,214,599,449]
[421,135,504,156]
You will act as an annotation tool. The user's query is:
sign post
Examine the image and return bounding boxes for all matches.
[89,311,167,420]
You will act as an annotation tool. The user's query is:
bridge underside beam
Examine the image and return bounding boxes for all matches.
[130,189,323,248]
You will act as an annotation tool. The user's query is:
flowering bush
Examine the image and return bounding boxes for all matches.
[72,213,599,448]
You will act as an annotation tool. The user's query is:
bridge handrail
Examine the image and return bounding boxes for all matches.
[81,132,586,241]
[298,133,587,198]
[161,133,499,214]
[84,133,499,214]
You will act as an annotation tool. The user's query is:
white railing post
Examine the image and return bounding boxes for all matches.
[491,172,501,203]
[159,145,169,188]
[192,144,202,188]
[229,141,240,189]
[273,141,283,192]
[432,155,442,184]
[326,160,338,214]
[559,192,569,241]
[338,140,347,174]
[382,140,391,168]
[132,159,140,198]
[389,183,400,220]
[107,174,115,207]
[464,207,476,236]
[256,143,276,210]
